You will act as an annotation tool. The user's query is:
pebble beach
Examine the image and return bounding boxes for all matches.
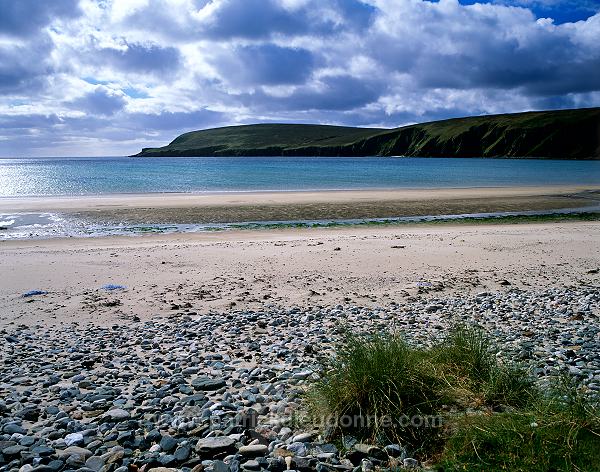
[1,220,600,471]
[2,0,600,468]
[2,286,600,471]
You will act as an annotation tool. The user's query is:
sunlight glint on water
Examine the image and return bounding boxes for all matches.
[0,156,599,197]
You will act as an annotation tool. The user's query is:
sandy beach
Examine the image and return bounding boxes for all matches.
[2,187,600,471]
[2,220,599,328]
[2,185,599,329]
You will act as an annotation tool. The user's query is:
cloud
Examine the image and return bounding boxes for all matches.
[199,0,313,39]
[0,108,226,157]
[0,0,599,156]
[95,42,182,74]
[0,0,82,96]
[67,87,127,116]
[0,38,54,93]
[484,0,599,23]
[214,44,315,87]
[126,109,226,130]
[0,113,64,129]
[197,0,376,39]
[0,0,81,38]
[236,74,383,112]
[368,1,600,96]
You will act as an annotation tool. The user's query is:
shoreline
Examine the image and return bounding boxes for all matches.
[1,185,598,215]
[1,185,599,240]
[0,216,598,248]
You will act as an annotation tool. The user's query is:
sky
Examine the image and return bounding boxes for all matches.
[0,0,599,157]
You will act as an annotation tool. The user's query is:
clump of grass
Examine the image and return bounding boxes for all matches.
[484,364,537,409]
[306,331,445,447]
[305,324,600,468]
[307,325,536,451]
[438,377,600,471]
[434,324,497,380]
[434,325,537,408]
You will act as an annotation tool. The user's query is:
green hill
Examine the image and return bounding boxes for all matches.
[134,107,600,159]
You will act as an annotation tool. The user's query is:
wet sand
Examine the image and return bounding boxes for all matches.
[1,186,599,225]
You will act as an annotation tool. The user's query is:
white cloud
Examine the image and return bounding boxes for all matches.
[0,0,598,156]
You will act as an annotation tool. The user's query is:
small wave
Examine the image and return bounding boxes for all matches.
[0,219,15,228]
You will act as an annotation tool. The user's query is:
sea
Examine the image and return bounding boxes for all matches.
[1,156,600,196]
[1,156,599,239]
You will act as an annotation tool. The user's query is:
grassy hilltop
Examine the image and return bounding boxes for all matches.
[135,107,600,159]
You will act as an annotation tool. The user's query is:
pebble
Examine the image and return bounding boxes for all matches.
[291,432,313,443]
[195,437,236,455]
[287,442,308,457]
[56,446,92,460]
[191,376,227,391]
[102,408,130,421]
[159,435,178,452]
[238,444,269,457]
[0,287,597,471]
[85,456,105,471]
[64,433,84,447]
[173,444,191,461]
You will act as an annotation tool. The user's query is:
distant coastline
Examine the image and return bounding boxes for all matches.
[134,107,600,160]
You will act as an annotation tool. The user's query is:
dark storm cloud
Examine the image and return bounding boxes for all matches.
[0,37,54,93]
[67,87,127,116]
[198,0,375,39]
[0,0,81,37]
[215,45,315,86]
[529,94,577,110]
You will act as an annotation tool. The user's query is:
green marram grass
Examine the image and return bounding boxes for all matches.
[439,376,600,471]
[306,330,447,450]
[432,326,536,409]
[305,325,600,470]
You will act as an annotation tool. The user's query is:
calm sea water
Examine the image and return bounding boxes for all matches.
[1,156,599,239]
[1,156,599,197]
